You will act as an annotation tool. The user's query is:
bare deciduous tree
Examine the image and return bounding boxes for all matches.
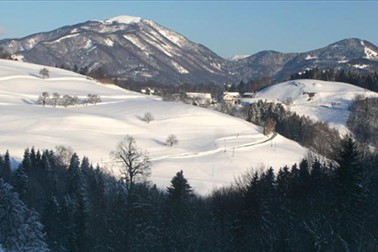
[143,112,154,124]
[111,135,151,193]
[166,134,178,147]
[264,118,276,135]
[54,145,74,166]
[52,92,60,107]
[37,92,50,106]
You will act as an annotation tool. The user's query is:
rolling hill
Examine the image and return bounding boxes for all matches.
[0,59,306,194]
[247,79,378,134]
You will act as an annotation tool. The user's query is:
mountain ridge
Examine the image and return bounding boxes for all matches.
[1,16,378,85]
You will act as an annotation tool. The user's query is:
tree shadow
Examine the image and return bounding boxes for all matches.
[29,73,42,79]
[22,98,34,105]
[151,138,166,146]
[135,115,144,121]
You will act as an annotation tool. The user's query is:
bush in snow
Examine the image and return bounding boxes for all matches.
[87,94,101,105]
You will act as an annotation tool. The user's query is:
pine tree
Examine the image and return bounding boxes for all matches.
[0,179,49,251]
[164,170,195,250]
[334,136,366,251]
[167,170,193,204]
[0,150,11,182]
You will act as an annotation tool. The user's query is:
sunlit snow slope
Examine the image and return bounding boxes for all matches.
[249,79,378,134]
[0,59,306,194]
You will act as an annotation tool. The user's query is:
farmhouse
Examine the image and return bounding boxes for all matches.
[186,92,212,105]
[222,92,240,104]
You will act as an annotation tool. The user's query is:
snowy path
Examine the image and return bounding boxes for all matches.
[150,133,278,161]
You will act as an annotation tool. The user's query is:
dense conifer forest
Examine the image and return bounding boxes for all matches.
[0,135,378,251]
[290,68,378,92]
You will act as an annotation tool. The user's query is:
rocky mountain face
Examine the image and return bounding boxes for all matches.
[0,16,232,85]
[1,16,378,85]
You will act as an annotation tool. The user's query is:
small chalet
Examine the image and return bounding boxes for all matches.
[222,92,240,104]
[186,92,212,105]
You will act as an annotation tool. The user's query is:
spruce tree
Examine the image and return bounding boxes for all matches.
[0,179,49,251]
[167,170,193,204]
[334,136,366,251]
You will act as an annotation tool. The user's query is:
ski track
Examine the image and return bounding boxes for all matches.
[150,133,277,161]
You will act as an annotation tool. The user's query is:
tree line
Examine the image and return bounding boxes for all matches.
[37,92,101,107]
[0,134,377,251]
[347,95,378,147]
[247,100,341,158]
[290,68,378,92]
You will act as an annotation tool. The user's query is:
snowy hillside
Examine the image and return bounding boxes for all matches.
[0,59,306,194]
[251,79,378,134]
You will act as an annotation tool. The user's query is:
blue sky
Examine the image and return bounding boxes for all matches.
[0,1,377,58]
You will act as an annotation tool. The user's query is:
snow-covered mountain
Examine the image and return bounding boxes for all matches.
[232,38,378,82]
[0,16,232,84]
[245,79,378,134]
[0,59,306,194]
[1,15,378,85]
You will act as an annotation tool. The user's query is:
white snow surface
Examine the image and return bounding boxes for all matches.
[0,59,307,195]
[305,55,318,60]
[364,46,378,60]
[42,34,80,45]
[252,79,378,134]
[229,54,250,61]
[104,38,114,47]
[105,15,141,24]
[171,61,189,74]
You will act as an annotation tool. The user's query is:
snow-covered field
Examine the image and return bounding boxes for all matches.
[0,59,306,194]
[244,79,378,134]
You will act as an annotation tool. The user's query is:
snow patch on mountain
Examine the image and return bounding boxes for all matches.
[149,21,186,48]
[123,34,150,56]
[104,38,114,47]
[84,39,93,50]
[364,46,378,60]
[26,38,37,50]
[305,55,318,60]
[229,54,250,61]
[171,61,189,74]
[105,15,142,24]
[55,33,79,43]
[352,64,369,69]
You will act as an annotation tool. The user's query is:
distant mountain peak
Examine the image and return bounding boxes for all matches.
[104,15,142,24]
